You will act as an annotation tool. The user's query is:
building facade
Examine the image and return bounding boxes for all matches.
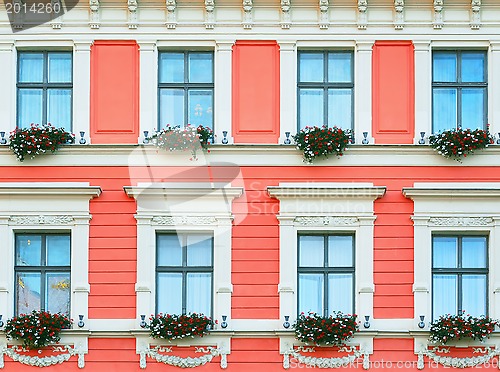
[1,0,500,370]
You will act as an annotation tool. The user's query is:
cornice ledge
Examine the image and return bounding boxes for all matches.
[403,187,500,199]
[0,184,101,198]
[268,184,386,199]
[124,184,243,199]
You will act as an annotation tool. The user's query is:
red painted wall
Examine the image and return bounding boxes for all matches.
[372,41,415,144]
[90,41,140,144]
[232,41,280,144]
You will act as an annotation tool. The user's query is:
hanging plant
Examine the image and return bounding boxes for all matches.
[293,312,359,346]
[9,123,74,162]
[149,313,214,341]
[428,127,493,161]
[147,125,213,160]
[4,310,72,350]
[429,313,498,344]
[293,126,352,164]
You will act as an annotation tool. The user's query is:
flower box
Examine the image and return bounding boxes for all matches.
[149,313,213,341]
[428,128,493,161]
[293,126,352,164]
[429,313,498,345]
[147,125,213,159]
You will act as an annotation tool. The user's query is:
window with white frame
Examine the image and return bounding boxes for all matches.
[158,51,214,130]
[432,50,487,133]
[297,51,354,130]
[432,235,488,319]
[403,183,500,325]
[124,183,242,325]
[298,233,355,316]
[17,51,73,131]
[267,183,385,322]
[15,233,71,315]
[156,232,213,316]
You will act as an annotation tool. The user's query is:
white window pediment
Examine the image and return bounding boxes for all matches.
[124,183,243,368]
[403,182,500,362]
[0,182,101,368]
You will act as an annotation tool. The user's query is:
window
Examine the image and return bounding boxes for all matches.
[158,51,214,130]
[297,51,353,130]
[432,235,488,319]
[298,234,354,316]
[15,233,71,315]
[156,233,213,316]
[432,51,487,133]
[17,51,73,131]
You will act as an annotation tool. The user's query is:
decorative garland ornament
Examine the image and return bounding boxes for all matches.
[283,346,370,370]
[139,345,226,369]
[0,344,85,368]
[417,346,500,369]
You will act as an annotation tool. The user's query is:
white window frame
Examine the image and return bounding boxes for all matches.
[267,182,385,356]
[0,182,100,365]
[404,182,500,352]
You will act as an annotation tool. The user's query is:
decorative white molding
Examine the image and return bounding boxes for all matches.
[50,0,63,29]
[294,216,359,226]
[433,0,443,29]
[319,0,329,29]
[471,0,481,30]
[89,0,100,29]
[128,0,138,29]
[268,184,386,199]
[357,0,368,30]
[166,0,177,28]
[280,0,291,29]
[242,0,253,29]
[140,346,225,369]
[9,215,74,225]
[1,345,85,369]
[284,346,370,370]
[428,217,493,226]
[12,0,23,29]
[417,346,500,369]
[394,0,404,29]
[151,216,218,226]
[205,0,215,29]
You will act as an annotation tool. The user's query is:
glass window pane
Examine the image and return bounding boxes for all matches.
[16,272,41,314]
[18,89,43,128]
[46,235,70,266]
[433,274,457,318]
[19,53,44,83]
[46,273,70,314]
[462,275,486,317]
[328,89,352,130]
[328,52,352,83]
[16,235,42,266]
[299,53,324,82]
[159,89,184,127]
[159,53,184,83]
[461,52,485,83]
[433,88,457,133]
[299,89,324,129]
[433,237,457,268]
[328,274,353,314]
[298,236,324,267]
[157,273,182,314]
[48,53,72,83]
[186,273,212,315]
[188,90,213,128]
[298,274,323,315]
[157,235,182,266]
[462,237,487,268]
[461,88,485,130]
[187,235,212,266]
[188,53,213,83]
[47,89,72,131]
[328,236,353,267]
[433,52,457,82]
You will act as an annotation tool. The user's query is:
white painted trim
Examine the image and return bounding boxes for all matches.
[138,41,158,144]
[0,42,14,139]
[215,41,235,144]
[413,41,431,143]
[73,41,92,143]
[404,182,500,324]
[355,41,374,144]
[278,41,296,144]
[268,183,385,326]
[125,184,243,328]
[489,42,500,139]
